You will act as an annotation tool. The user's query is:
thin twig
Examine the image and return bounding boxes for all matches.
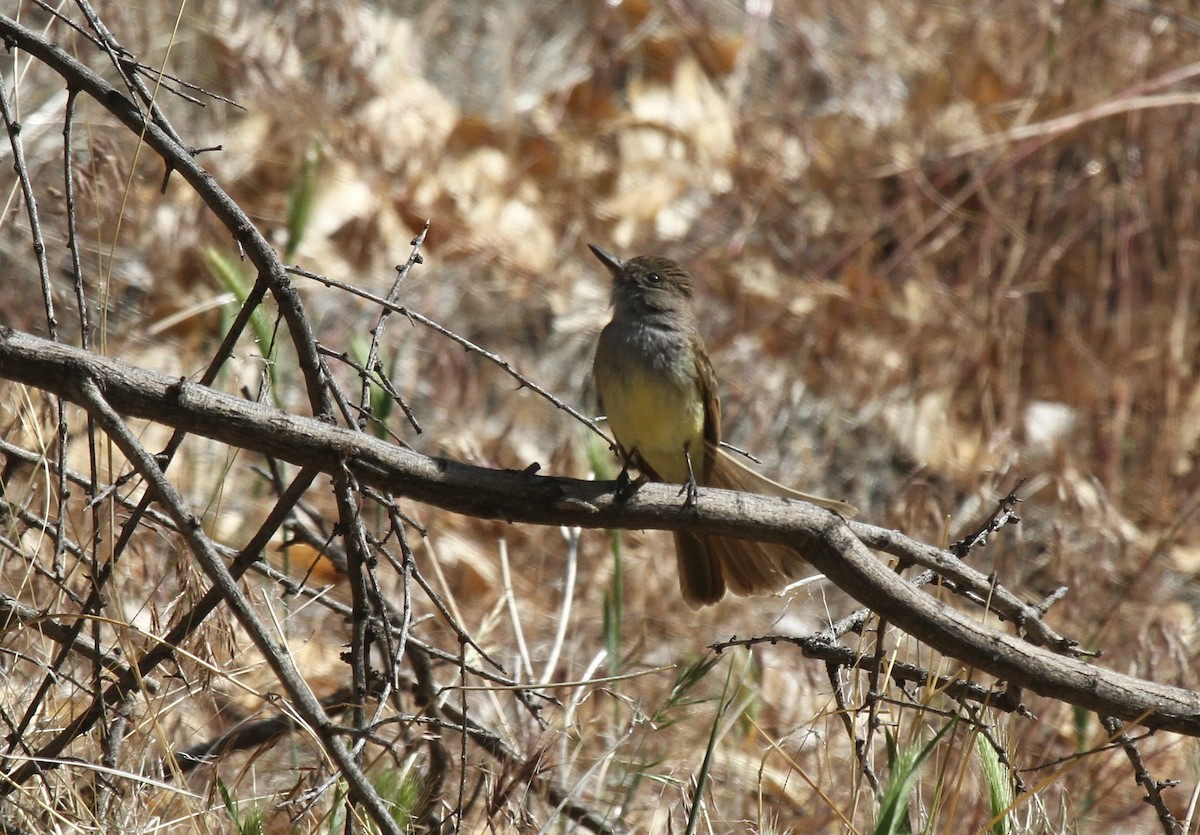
[288,264,612,449]
[1101,716,1181,835]
[61,377,404,835]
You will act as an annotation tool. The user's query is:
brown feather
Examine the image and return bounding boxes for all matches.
[673,531,726,608]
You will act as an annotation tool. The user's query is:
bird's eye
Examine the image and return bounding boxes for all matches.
[647,272,662,283]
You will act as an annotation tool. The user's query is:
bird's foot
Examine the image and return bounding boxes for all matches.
[615,463,647,502]
[678,478,700,508]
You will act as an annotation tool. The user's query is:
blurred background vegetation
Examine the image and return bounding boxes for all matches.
[5,0,1200,831]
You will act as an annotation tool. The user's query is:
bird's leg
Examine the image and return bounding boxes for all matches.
[615,447,648,502]
[680,442,699,508]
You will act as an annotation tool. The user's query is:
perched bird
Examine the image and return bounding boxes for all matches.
[590,245,856,607]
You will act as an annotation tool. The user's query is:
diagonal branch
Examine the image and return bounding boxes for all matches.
[39,376,405,835]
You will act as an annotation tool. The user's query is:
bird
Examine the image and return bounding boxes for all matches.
[589,244,856,607]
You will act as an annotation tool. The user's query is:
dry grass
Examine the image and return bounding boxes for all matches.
[4,0,1200,832]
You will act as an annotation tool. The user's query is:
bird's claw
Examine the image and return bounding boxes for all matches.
[679,477,699,508]
[615,463,647,502]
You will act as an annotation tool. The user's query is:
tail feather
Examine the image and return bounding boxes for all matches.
[704,534,801,597]
[706,443,857,516]
[670,445,855,606]
[674,531,725,609]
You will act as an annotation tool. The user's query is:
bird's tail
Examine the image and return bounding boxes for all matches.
[707,443,857,516]
[672,445,856,608]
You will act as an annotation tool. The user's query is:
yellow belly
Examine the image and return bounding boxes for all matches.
[596,363,705,484]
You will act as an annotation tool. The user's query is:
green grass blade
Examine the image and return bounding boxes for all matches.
[874,720,956,835]
[977,733,1014,835]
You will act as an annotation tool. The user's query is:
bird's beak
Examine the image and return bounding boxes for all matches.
[587,244,623,276]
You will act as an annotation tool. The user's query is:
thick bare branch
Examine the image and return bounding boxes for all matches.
[2,326,1199,736]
